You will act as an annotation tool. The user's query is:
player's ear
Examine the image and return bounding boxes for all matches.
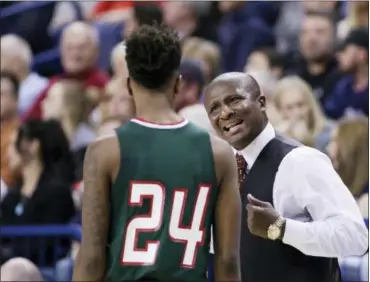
[127,77,133,97]
[174,75,182,95]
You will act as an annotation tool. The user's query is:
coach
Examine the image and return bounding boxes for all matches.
[204,72,368,282]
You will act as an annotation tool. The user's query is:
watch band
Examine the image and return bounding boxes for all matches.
[274,216,285,228]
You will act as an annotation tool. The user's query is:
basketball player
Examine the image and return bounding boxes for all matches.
[72,24,241,282]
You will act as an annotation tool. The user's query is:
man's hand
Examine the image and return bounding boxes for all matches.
[246,194,281,239]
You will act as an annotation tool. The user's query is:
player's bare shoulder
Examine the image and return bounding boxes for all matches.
[209,134,236,185]
[85,133,121,182]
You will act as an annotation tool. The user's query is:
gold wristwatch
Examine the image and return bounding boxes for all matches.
[267,216,286,240]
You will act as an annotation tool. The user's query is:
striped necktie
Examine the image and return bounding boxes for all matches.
[235,153,248,192]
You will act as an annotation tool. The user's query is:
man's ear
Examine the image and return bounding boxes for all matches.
[127,77,133,96]
[258,95,266,112]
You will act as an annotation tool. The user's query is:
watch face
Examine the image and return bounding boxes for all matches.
[268,225,280,240]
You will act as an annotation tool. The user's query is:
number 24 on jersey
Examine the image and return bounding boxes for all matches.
[121,181,211,268]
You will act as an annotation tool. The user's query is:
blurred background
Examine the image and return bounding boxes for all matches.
[0,1,368,281]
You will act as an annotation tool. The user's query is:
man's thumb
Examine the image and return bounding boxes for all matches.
[247,194,269,207]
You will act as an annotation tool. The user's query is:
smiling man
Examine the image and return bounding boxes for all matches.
[203,72,368,282]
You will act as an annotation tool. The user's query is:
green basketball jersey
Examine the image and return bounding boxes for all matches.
[106,118,218,282]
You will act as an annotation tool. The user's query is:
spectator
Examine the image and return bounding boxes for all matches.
[182,36,221,82]
[24,22,109,121]
[337,1,369,39]
[1,257,43,282]
[174,60,205,112]
[324,27,369,120]
[217,1,275,72]
[163,1,217,42]
[1,120,75,264]
[327,117,369,199]
[106,78,135,119]
[123,3,163,40]
[274,76,334,151]
[244,48,284,79]
[247,71,281,127]
[0,35,48,117]
[110,41,128,79]
[42,80,96,180]
[294,11,338,104]
[1,72,20,187]
[179,104,216,135]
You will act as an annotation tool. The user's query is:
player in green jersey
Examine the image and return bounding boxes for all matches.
[73,24,241,282]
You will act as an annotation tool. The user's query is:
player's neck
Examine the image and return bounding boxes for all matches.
[135,109,183,125]
[135,94,183,124]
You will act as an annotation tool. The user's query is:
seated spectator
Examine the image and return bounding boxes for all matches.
[182,36,221,83]
[163,1,217,42]
[1,257,43,281]
[244,48,284,79]
[247,71,281,127]
[274,76,334,151]
[1,72,20,187]
[291,11,338,104]
[0,35,48,117]
[324,27,369,120]
[110,41,128,79]
[42,80,96,180]
[179,104,216,135]
[106,78,135,119]
[0,120,75,264]
[217,1,276,72]
[174,60,205,112]
[123,3,163,40]
[24,22,109,121]
[326,117,369,199]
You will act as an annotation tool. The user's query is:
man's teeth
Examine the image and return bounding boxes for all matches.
[224,121,241,131]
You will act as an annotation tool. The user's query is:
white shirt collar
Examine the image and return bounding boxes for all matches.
[239,123,275,168]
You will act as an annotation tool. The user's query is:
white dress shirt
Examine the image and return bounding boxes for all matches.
[19,73,48,116]
[238,123,368,258]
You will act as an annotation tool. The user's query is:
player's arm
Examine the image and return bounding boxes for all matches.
[212,137,242,282]
[73,136,117,281]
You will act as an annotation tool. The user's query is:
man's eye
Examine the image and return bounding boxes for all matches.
[230,97,240,103]
[210,105,219,113]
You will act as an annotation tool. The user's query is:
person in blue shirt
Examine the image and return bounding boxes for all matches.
[324,27,369,120]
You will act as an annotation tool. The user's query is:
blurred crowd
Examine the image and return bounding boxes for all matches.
[0,1,369,280]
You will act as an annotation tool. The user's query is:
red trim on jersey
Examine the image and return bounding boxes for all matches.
[133,117,186,126]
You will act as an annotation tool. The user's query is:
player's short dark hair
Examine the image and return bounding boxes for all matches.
[0,71,19,100]
[133,3,163,26]
[125,24,182,90]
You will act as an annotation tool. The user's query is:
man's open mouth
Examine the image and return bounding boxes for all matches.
[222,120,243,132]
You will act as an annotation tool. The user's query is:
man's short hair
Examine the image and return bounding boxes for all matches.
[125,24,181,90]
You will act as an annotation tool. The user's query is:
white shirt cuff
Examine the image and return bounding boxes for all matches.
[282,218,307,247]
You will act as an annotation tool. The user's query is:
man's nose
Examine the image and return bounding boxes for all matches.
[220,104,234,120]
